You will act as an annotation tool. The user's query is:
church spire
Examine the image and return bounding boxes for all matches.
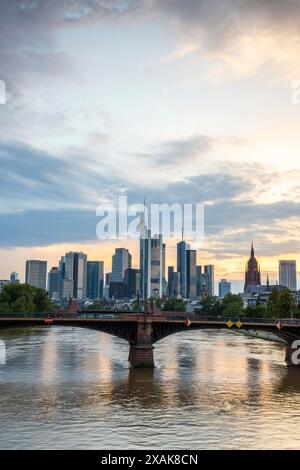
[251,241,254,257]
[266,274,270,292]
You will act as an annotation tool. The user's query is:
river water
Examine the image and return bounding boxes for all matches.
[0,326,299,450]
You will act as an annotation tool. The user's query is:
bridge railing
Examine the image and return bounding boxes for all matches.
[0,312,299,325]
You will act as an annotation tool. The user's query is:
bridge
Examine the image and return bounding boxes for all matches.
[0,312,300,367]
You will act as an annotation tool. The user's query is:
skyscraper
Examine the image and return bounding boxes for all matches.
[111,248,132,282]
[86,261,104,299]
[48,267,60,299]
[219,279,231,299]
[186,249,197,298]
[177,241,190,298]
[150,235,163,297]
[140,229,164,299]
[10,272,19,284]
[203,265,215,296]
[124,268,140,298]
[279,260,297,291]
[25,260,47,289]
[168,266,175,297]
[61,251,87,300]
[244,243,261,293]
[196,266,202,297]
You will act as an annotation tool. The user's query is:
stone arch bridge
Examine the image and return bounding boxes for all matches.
[0,312,299,368]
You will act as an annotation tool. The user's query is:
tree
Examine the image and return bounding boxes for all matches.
[148,296,163,310]
[196,296,221,317]
[266,287,299,318]
[220,293,243,319]
[276,288,298,318]
[245,304,267,319]
[163,297,186,312]
[266,288,279,318]
[0,284,54,314]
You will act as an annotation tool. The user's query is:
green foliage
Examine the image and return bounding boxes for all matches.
[196,296,221,317]
[245,304,267,319]
[162,297,186,312]
[0,283,54,314]
[148,296,164,310]
[265,288,280,318]
[220,293,243,319]
[266,288,299,319]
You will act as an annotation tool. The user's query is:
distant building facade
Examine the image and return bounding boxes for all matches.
[177,241,190,298]
[196,266,202,297]
[219,279,231,299]
[86,261,104,299]
[60,251,87,300]
[140,228,164,299]
[203,265,214,296]
[10,272,19,284]
[25,260,47,290]
[48,267,60,300]
[124,268,140,299]
[111,248,132,282]
[186,249,197,298]
[279,260,297,291]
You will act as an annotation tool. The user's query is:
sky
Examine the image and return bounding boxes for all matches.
[1,0,300,292]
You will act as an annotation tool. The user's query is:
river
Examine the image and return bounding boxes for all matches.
[0,326,300,449]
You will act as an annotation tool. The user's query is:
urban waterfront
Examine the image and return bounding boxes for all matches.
[0,327,300,450]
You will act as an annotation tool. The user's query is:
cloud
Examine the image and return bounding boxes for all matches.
[152,0,300,78]
[0,140,121,213]
[0,138,299,256]
[3,0,300,88]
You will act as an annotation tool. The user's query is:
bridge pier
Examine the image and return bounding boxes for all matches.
[128,317,155,368]
[128,344,154,368]
[285,342,300,367]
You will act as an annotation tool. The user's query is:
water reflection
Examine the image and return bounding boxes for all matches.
[0,326,299,449]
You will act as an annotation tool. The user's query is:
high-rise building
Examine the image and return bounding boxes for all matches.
[61,252,87,300]
[279,260,297,291]
[48,267,60,299]
[10,272,19,284]
[196,266,202,297]
[162,243,167,296]
[140,229,164,299]
[167,266,180,297]
[86,261,104,299]
[186,249,197,298]
[25,260,47,290]
[168,266,175,297]
[244,243,261,293]
[105,272,112,286]
[109,281,126,300]
[177,241,190,298]
[59,278,73,300]
[150,235,163,297]
[111,248,132,282]
[219,279,231,299]
[203,265,214,296]
[124,268,140,298]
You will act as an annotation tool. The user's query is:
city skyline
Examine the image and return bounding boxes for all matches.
[1,241,298,296]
